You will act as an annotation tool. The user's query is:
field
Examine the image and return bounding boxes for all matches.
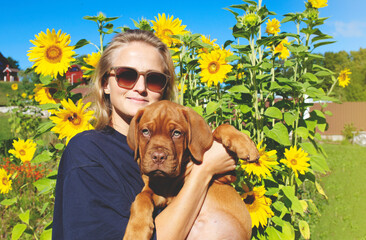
[311,143,366,239]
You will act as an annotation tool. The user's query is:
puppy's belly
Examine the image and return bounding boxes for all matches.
[186,184,251,240]
[187,208,244,240]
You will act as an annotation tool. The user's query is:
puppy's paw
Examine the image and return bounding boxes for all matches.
[214,124,260,162]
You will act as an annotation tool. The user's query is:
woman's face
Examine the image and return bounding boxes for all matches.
[104,42,165,126]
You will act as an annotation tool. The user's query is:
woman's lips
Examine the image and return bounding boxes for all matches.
[128,97,148,103]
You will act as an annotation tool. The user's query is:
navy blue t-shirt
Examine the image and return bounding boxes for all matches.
[52,127,157,239]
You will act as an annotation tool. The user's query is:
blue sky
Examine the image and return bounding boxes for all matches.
[2,0,366,70]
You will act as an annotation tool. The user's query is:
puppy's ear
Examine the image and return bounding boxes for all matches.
[182,107,213,162]
[127,109,144,161]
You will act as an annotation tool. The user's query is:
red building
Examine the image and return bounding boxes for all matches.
[66,65,84,84]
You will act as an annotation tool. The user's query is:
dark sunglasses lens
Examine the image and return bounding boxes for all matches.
[146,73,167,92]
[115,68,138,88]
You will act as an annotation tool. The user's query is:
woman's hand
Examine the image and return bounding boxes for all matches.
[191,140,236,178]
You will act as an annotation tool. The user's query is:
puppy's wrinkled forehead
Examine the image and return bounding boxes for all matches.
[139,101,188,131]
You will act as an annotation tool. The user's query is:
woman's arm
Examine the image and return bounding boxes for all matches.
[154,140,236,239]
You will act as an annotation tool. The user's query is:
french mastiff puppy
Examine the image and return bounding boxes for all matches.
[124,100,259,240]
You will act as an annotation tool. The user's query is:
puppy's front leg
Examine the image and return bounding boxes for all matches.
[123,189,155,240]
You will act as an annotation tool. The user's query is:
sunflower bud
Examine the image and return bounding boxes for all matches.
[305,8,319,20]
[241,13,260,27]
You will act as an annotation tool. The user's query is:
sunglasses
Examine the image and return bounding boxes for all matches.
[108,66,169,93]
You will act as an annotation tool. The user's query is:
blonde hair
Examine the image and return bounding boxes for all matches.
[91,29,176,130]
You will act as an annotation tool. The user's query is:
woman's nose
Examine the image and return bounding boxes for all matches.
[133,75,147,93]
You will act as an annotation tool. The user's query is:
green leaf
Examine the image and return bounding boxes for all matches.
[302,72,319,83]
[206,101,220,115]
[35,121,56,138]
[315,181,328,199]
[299,220,311,239]
[225,55,241,62]
[264,123,291,146]
[38,103,61,110]
[264,107,282,119]
[1,197,17,206]
[240,104,252,114]
[32,150,52,164]
[19,210,30,225]
[271,216,284,227]
[310,155,330,174]
[313,41,336,49]
[74,39,90,49]
[299,142,317,155]
[12,224,27,240]
[40,75,53,85]
[40,229,52,240]
[282,186,295,199]
[282,221,295,240]
[228,85,250,93]
[33,177,56,195]
[191,106,203,116]
[284,112,296,127]
[266,226,283,240]
[296,127,309,139]
[55,143,65,150]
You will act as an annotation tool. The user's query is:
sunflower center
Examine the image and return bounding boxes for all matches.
[68,113,82,125]
[19,149,26,156]
[2,177,8,185]
[45,45,63,63]
[162,29,174,37]
[291,159,297,165]
[244,194,255,204]
[208,62,220,74]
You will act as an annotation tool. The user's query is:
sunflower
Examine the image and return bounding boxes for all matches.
[28,29,75,78]
[265,18,281,35]
[81,52,101,73]
[33,83,58,105]
[11,83,18,91]
[0,168,12,194]
[198,49,233,87]
[178,82,187,94]
[274,38,291,60]
[338,68,351,88]
[280,146,311,177]
[50,99,94,144]
[21,93,27,98]
[241,141,278,180]
[241,186,274,228]
[308,0,328,8]
[151,13,188,47]
[198,35,219,53]
[8,139,37,163]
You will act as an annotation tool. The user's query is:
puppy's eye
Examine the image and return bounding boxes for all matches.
[141,129,150,137]
[172,130,182,138]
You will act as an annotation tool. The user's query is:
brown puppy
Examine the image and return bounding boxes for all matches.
[124,100,259,240]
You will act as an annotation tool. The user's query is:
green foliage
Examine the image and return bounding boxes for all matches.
[341,122,358,143]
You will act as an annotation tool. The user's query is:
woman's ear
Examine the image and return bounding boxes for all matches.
[103,81,111,94]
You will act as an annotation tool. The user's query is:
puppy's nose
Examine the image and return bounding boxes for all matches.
[151,151,167,164]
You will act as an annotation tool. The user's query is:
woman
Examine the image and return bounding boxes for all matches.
[52,29,237,239]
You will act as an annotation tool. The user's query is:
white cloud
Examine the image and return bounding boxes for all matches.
[331,21,366,37]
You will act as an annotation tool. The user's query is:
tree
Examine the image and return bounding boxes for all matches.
[322,48,366,101]
[6,56,20,69]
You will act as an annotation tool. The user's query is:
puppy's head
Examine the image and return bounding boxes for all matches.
[127,100,213,178]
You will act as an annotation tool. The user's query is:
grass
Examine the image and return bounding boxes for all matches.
[311,143,366,239]
[0,113,12,140]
